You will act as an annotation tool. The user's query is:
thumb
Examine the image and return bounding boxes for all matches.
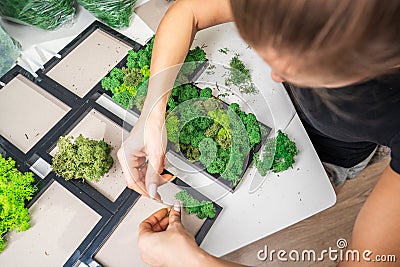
[168,201,182,228]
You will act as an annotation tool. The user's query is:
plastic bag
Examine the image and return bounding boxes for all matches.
[0,25,20,77]
[0,0,75,30]
[77,0,136,29]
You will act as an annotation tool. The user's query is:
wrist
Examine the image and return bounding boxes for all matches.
[189,246,213,267]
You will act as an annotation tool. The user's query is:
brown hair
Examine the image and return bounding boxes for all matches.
[230,0,400,83]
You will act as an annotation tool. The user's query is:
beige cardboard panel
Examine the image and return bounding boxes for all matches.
[0,75,70,153]
[51,110,128,202]
[0,182,101,266]
[47,29,131,98]
[135,0,173,32]
[95,182,205,267]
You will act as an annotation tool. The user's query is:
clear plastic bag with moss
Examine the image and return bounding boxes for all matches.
[77,0,136,29]
[0,25,20,76]
[0,0,75,30]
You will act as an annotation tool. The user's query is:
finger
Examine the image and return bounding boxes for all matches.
[130,156,147,168]
[118,148,149,196]
[168,201,182,227]
[145,153,165,199]
[156,216,170,231]
[117,140,146,180]
[139,208,169,234]
[159,173,176,186]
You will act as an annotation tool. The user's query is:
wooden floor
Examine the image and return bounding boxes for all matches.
[222,159,390,267]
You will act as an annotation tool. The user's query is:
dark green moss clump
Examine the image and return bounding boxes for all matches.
[254,130,299,175]
[101,35,207,110]
[175,190,216,219]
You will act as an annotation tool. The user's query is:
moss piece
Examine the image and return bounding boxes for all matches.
[52,135,114,182]
[0,155,37,252]
[175,190,216,219]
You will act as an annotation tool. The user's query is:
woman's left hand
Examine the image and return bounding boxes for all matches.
[138,202,205,267]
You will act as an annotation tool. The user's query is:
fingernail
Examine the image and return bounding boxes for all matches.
[173,201,181,212]
[148,184,157,199]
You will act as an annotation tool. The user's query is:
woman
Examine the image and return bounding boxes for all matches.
[117,0,400,266]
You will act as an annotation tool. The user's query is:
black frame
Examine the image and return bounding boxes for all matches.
[0,65,83,161]
[163,86,272,192]
[36,20,143,102]
[37,100,136,214]
[77,176,222,267]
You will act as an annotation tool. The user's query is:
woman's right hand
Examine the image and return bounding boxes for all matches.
[117,0,233,199]
[117,111,171,199]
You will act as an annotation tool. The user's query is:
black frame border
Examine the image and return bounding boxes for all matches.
[36,21,143,102]
[37,99,135,214]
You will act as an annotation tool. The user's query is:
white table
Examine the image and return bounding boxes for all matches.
[1,3,336,258]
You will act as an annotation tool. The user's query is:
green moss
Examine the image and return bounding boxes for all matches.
[52,135,114,182]
[0,26,20,76]
[175,190,216,219]
[198,138,218,167]
[199,87,213,98]
[165,115,180,144]
[226,54,258,94]
[77,0,135,28]
[254,130,299,175]
[204,123,222,138]
[122,67,143,88]
[101,67,124,93]
[0,0,75,30]
[271,130,298,173]
[0,154,37,252]
[180,46,207,75]
[215,127,231,150]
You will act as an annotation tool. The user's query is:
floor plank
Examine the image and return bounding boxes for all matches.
[222,159,390,267]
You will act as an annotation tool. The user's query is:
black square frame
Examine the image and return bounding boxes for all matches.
[0,65,84,162]
[36,20,143,102]
[37,99,136,214]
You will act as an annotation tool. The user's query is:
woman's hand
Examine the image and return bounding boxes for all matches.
[138,203,205,267]
[117,0,233,199]
[117,111,170,200]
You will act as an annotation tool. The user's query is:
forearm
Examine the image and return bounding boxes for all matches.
[192,249,248,267]
[141,0,233,118]
[338,166,400,266]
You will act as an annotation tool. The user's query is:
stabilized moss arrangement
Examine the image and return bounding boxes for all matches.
[51,135,114,182]
[101,36,207,110]
[175,190,216,219]
[0,154,37,252]
[254,130,299,176]
[166,98,262,186]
